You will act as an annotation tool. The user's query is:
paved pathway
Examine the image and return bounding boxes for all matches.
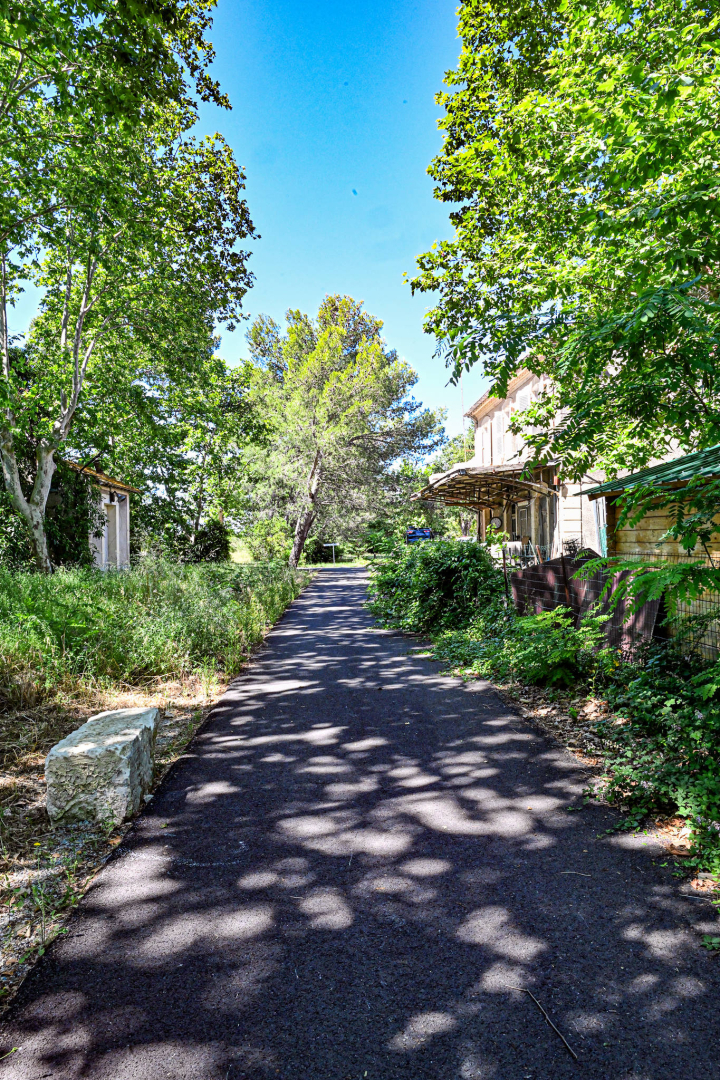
[2,569,720,1079]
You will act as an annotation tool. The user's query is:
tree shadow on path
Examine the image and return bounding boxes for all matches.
[2,569,719,1080]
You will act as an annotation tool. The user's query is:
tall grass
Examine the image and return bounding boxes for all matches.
[0,559,306,705]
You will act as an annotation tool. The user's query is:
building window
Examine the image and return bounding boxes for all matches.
[493,413,505,463]
[511,502,530,541]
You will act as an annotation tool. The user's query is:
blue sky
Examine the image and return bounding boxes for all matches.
[9,0,485,439]
[197,0,484,438]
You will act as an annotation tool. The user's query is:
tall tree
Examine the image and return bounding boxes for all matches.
[0,2,255,570]
[96,357,262,554]
[244,296,443,567]
[412,0,720,479]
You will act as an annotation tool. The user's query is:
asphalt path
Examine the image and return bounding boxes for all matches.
[2,568,720,1079]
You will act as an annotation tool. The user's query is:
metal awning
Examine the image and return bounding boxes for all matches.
[582,444,720,501]
[411,459,550,511]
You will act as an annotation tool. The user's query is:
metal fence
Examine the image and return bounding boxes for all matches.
[509,550,720,658]
[621,552,720,660]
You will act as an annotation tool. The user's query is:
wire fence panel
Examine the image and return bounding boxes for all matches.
[509,555,663,651]
[510,550,720,658]
[620,552,720,660]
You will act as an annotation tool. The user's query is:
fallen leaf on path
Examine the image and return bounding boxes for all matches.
[691,878,719,892]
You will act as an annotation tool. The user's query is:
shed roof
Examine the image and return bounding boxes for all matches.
[583,445,720,502]
[411,458,550,511]
[63,461,140,494]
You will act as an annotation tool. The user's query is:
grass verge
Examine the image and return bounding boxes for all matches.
[0,559,311,1009]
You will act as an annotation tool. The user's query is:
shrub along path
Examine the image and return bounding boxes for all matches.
[1,568,719,1079]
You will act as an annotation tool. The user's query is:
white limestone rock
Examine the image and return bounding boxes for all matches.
[45,707,159,823]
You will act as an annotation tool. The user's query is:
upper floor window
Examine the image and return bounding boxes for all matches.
[492,413,505,463]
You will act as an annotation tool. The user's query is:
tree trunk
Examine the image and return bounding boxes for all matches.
[0,431,56,572]
[288,449,322,569]
[289,508,315,569]
[25,501,53,573]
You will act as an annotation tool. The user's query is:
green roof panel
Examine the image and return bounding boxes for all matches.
[583,444,720,499]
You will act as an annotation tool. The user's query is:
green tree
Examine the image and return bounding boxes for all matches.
[244,296,443,567]
[99,358,261,557]
[0,22,255,569]
[412,0,720,479]
[363,433,490,553]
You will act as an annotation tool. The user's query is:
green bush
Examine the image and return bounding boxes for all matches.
[304,537,344,564]
[596,639,720,870]
[183,519,232,563]
[367,540,504,634]
[434,603,612,687]
[244,518,293,563]
[0,559,305,704]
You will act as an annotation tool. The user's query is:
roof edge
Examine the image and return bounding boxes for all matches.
[582,444,720,501]
[62,460,140,494]
[465,369,539,421]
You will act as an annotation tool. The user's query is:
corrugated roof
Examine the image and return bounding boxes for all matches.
[583,444,720,500]
[411,458,550,510]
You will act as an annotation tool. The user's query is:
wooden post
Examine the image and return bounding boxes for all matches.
[530,493,540,555]
[560,552,574,619]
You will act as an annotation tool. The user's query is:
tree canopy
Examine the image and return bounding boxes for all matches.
[412,0,720,480]
[0,0,255,569]
[243,296,444,567]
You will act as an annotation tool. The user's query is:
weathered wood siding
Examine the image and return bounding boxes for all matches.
[607,500,720,560]
[606,498,720,658]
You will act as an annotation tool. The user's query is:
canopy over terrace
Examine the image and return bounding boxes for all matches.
[411,459,550,513]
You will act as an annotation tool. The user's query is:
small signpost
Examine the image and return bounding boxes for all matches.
[323,543,338,564]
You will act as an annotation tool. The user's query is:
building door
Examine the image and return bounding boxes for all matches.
[106,504,117,567]
[516,503,529,540]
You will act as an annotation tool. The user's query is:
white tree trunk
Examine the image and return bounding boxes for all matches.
[0,247,104,573]
[0,433,56,572]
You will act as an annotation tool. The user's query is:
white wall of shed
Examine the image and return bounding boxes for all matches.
[90,487,131,569]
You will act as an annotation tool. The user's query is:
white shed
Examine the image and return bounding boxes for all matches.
[64,463,137,569]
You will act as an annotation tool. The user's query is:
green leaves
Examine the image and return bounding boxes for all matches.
[367,540,505,635]
[0,1,257,566]
[592,629,720,870]
[0,560,305,694]
[242,297,444,564]
[432,603,612,688]
[412,0,720,481]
